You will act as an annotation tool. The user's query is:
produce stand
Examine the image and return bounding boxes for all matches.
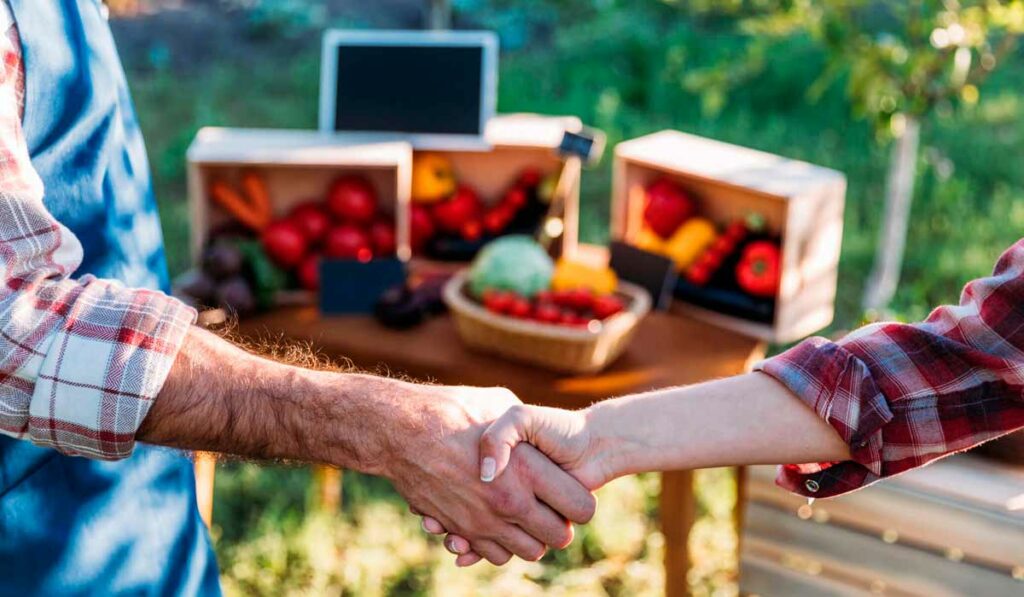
[195,297,766,597]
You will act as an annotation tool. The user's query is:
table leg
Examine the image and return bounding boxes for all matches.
[734,466,748,555]
[315,465,343,511]
[661,469,696,597]
[194,452,217,528]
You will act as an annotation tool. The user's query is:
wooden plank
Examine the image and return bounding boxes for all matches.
[613,130,845,200]
[187,129,412,167]
[742,502,1023,596]
[745,457,1024,570]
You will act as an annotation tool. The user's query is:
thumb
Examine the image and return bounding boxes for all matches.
[479,405,532,483]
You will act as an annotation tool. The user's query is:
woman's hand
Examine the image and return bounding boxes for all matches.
[477,405,611,489]
[418,404,614,566]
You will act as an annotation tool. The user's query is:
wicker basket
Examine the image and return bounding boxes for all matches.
[443,271,652,374]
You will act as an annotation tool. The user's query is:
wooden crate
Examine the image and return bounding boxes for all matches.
[740,455,1024,596]
[186,128,413,264]
[411,113,585,268]
[611,130,846,343]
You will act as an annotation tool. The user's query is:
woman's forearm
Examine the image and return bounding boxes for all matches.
[586,372,851,479]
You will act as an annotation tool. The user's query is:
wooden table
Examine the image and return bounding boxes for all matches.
[203,306,765,597]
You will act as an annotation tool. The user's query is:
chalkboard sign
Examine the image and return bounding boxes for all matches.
[320,30,498,149]
[558,127,606,166]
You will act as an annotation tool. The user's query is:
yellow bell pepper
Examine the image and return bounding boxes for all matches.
[633,226,666,255]
[551,258,618,295]
[664,217,717,271]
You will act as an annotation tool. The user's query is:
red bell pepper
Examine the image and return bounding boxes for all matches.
[736,241,781,298]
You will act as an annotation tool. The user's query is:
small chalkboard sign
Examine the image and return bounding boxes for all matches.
[558,127,606,166]
[319,258,407,315]
[609,241,677,311]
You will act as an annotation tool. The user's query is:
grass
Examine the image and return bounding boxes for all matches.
[119,3,1024,594]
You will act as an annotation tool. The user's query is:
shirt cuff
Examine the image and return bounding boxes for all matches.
[27,278,197,460]
[754,337,894,498]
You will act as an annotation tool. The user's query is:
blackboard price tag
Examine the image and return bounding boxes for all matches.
[558,127,606,166]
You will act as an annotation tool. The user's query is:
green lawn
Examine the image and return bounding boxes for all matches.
[121,4,1024,595]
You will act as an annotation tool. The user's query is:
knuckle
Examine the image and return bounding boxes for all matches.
[487,488,529,519]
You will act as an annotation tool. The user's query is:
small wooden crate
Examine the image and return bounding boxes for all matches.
[740,455,1024,595]
[410,113,585,269]
[611,130,846,343]
[186,128,413,265]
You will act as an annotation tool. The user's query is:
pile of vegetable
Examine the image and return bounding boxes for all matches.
[467,236,626,329]
[411,154,558,260]
[633,178,782,322]
[178,172,398,315]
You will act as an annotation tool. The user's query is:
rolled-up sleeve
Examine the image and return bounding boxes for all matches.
[0,25,196,460]
[756,239,1024,498]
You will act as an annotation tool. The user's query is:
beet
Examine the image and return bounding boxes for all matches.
[216,276,256,316]
[203,242,245,279]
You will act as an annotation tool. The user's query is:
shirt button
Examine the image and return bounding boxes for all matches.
[805,479,820,493]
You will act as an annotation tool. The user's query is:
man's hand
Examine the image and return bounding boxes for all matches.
[139,327,596,566]
[380,387,597,565]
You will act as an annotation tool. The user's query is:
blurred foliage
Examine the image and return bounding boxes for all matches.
[113,0,1024,594]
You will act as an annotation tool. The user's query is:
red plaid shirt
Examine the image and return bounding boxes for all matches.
[0,16,195,460]
[757,240,1024,498]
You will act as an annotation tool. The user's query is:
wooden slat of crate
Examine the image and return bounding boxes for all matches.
[745,455,1024,571]
[742,502,1022,596]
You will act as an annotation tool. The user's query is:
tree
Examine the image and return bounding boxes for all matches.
[685,0,1024,312]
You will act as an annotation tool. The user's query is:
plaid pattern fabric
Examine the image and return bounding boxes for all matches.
[0,20,196,459]
[758,239,1024,498]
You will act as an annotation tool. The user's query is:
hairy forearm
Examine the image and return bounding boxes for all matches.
[137,326,413,474]
[587,372,851,478]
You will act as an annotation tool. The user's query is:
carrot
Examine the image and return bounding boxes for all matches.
[241,172,273,226]
[210,179,272,231]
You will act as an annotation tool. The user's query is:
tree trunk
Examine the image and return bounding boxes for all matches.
[862,115,921,313]
[427,0,451,30]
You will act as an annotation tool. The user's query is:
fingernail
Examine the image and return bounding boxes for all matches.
[480,457,496,482]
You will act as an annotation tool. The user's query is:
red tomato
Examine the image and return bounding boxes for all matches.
[503,187,527,210]
[409,205,436,252]
[592,295,625,319]
[483,206,514,235]
[327,176,377,224]
[482,290,515,314]
[460,219,483,242]
[289,201,331,243]
[533,302,561,324]
[643,178,694,239]
[260,220,307,269]
[509,296,532,318]
[534,290,556,305]
[519,168,542,188]
[368,219,397,256]
[432,185,482,233]
[324,223,372,259]
[297,254,321,291]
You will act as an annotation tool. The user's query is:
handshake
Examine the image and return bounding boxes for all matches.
[388,386,616,568]
[370,372,849,568]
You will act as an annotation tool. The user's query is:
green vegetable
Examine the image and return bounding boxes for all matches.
[467,235,554,298]
[237,239,288,310]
